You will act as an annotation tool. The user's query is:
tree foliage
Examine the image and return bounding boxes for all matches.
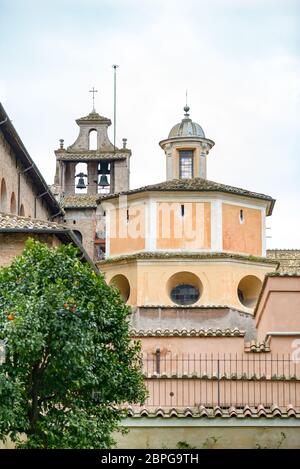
[0,239,146,448]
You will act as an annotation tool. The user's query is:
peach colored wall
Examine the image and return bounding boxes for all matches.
[100,258,276,312]
[222,203,262,256]
[137,336,245,355]
[156,202,211,250]
[103,260,138,305]
[109,204,145,256]
[256,277,300,342]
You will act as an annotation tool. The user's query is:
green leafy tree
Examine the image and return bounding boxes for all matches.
[0,239,146,448]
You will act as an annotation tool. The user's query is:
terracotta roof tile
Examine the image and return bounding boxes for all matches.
[0,212,65,231]
[55,152,127,161]
[130,327,245,337]
[76,111,110,122]
[244,340,271,353]
[126,405,300,418]
[61,194,99,208]
[99,177,275,214]
[99,251,278,266]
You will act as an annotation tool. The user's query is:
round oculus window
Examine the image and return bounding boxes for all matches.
[170,283,200,305]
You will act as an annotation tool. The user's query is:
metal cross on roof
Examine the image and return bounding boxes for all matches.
[89,87,98,112]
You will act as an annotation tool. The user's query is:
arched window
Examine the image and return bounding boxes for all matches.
[75,162,88,194]
[89,129,97,150]
[73,230,83,244]
[170,284,200,305]
[167,271,202,306]
[109,274,130,302]
[0,178,7,212]
[20,204,25,216]
[237,275,262,308]
[10,192,16,214]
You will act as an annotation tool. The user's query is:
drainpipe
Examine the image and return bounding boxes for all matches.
[49,210,63,221]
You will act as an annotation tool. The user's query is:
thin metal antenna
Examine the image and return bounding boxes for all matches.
[112,64,119,150]
[186,89,188,107]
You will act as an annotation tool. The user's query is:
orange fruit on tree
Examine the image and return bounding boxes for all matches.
[7,314,15,321]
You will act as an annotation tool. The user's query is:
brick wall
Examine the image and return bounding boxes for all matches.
[62,207,97,259]
[0,233,62,267]
[0,131,51,219]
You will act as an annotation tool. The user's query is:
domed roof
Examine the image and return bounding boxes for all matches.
[168,106,205,138]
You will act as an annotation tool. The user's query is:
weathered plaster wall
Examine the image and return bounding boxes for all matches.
[109,204,146,256]
[222,203,262,256]
[101,258,276,313]
[156,202,211,250]
[115,420,300,449]
[131,307,256,341]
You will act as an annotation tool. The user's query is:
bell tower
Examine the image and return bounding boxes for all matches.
[159,105,214,180]
[51,106,131,261]
[53,110,130,198]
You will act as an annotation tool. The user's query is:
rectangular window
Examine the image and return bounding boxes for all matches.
[179,150,193,179]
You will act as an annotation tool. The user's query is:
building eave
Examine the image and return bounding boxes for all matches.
[0,226,98,273]
[0,103,62,217]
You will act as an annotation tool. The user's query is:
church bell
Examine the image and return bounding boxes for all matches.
[75,172,87,190]
[98,174,109,187]
[98,161,111,175]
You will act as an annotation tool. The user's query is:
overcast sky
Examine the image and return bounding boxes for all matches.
[0,0,299,248]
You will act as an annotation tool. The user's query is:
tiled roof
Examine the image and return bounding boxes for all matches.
[130,328,245,337]
[267,271,300,277]
[267,249,300,274]
[0,212,65,231]
[99,251,278,266]
[99,177,275,213]
[61,194,99,208]
[55,151,128,161]
[0,212,98,272]
[244,340,271,353]
[126,405,300,419]
[142,371,297,380]
[76,111,110,122]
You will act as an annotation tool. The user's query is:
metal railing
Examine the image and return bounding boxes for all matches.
[139,352,300,410]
